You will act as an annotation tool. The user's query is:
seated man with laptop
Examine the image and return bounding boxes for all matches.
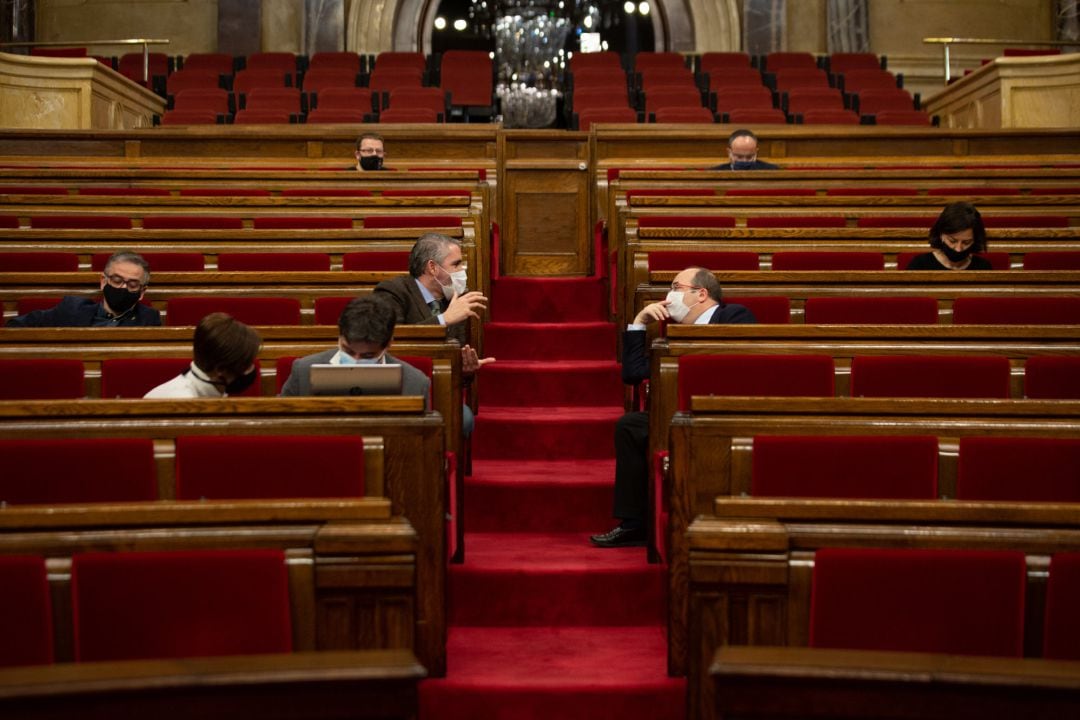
[280,295,430,402]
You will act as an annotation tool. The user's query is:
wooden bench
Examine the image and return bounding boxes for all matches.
[0,396,449,676]
[668,397,1080,718]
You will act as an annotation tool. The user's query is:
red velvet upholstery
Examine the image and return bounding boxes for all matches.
[957,437,1080,502]
[217,252,331,271]
[857,216,936,228]
[1030,187,1080,196]
[175,434,364,499]
[576,107,638,130]
[101,357,191,398]
[342,251,411,271]
[747,216,847,228]
[15,297,62,314]
[1044,553,1080,660]
[849,355,1011,399]
[825,187,920,196]
[251,216,352,230]
[313,297,352,325]
[0,556,53,667]
[771,251,884,270]
[91,252,205,271]
[1023,252,1080,270]
[898,251,1009,270]
[281,188,372,197]
[77,187,171,196]
[0,186,68,195]
[723,296,791,324]
[381,189,472,197]
[72,549,292,661]
[804,296,939,324]
[0,437,157,503]
[653,107,716,124]
[166,297,302,326]
[983,215,1069,228]
[379,107,441,123]
[677,354,835,410]
[637,215,736,228]
[928,187,1022,196]
[647,251,758,271]
[810,547,1027,657]
[178,188,272,197]
[363,215,462,229]
[142,215,244,230]
[0,359,84,399]
[275,356,297,393]
[160,111,221,125]
[752,435,938,498]
[30,215,131,229]
[0,252,78,271]
[1025,356,1080,399]
[953,296,1080,324]
[725,188,817,197]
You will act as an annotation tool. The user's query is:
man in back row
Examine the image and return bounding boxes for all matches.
[355,132,386,171]
[714,128,780,171]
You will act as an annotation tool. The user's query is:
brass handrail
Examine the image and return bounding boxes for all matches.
[923,36,1077,83]
[0,38,171,82]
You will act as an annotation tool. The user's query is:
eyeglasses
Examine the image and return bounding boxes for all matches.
[671,283,702,291]
[103,273,145,292]
[358,147,385,156]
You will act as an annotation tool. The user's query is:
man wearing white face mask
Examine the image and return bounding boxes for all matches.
[280,295,429,401]
[590,267,756,548]
[374,233,494,435]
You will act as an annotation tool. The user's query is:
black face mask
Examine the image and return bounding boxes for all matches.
[102,283,141,315]
[224,368,259,395]
[732,160,756,170]
[359,155,383,171]
[942,245,973,263]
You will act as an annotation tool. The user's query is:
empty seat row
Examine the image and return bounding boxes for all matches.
[0,213,464,229]
[633,213,1073,228]
[0,250,409,272]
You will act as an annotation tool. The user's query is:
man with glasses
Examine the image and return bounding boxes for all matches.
[354,132,387,171]
[590,267,756,548]
[713,128,779,171]
[6,250,161,327]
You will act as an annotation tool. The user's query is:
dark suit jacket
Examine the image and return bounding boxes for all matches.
[5,296,162,328]
[710,160,780,170]
[622,303,757,385]
[373,274,468,347]
[279,348,430,406]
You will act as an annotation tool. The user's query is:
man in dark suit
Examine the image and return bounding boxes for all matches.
[374,232,493,434]
[712,128,780,171]
[6,250,161,327]
[590,267,757,547]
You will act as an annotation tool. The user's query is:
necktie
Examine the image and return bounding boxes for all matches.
[428,299,441,317]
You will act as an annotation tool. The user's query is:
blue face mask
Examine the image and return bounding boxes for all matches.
[732,161,756,170]
[338,349,383,365]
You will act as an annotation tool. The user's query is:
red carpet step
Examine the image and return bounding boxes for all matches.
[466,459,615,533]
[483,321,616,361]
[477,360,624,406]
[488,277,608,323]
[449,532,662,626]
[472,406,624,460]
[420,626,686,720]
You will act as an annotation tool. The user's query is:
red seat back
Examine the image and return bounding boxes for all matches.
[342,251,411,271]
[810,547,1027,656]
[101,357,191,398]
[850,355,1011,399]
[0,556,53,667]
[804,296,939,324]
[677,354,835,409]
[647,251,759,271]
[723,296,791,324]
[771,251,884,270]
[0,359,84,399]
[142,215,244,230]
[957,437,1080,502]
[251,217,353,230]
[72,549,292,661]
[1044,553,1080,660]
[1025,356,1080,399]
[217,252,331,271]
[747,216,847,228]
[637,215,735,228]
[91,251,205,271]
[363,215,462,229]
[952,296,1080,325]
[175,435,365,499]
[0,437,157,503]
[166,297,302,326]
[1023,252,1080,270]
[30,215,131,229]
[0,251,78,271]
[313,297,353,326]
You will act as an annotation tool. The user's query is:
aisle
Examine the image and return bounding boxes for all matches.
[419,276,685,719]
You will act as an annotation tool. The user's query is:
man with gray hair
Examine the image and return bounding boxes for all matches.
[6,250,161,327]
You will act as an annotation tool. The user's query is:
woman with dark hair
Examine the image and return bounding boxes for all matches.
[905,202,991,270]
[144,313,262,398]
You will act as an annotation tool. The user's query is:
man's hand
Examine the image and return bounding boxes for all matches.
[461,345,495,374]
[633,300,671,326]
[442,290,488,325]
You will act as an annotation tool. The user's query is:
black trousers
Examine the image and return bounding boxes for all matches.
[612,411,649,523]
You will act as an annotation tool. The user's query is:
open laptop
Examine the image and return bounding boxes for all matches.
[309,363,403,397]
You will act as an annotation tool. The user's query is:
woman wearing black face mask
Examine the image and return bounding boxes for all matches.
[905,202,992,271]
[144,313,262,398]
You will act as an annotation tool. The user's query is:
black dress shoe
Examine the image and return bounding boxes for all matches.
[590,524,646,548]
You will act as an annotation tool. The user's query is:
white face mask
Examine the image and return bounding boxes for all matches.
[665,289,700,323]
[334,349,384,365]
[435,264,468,299]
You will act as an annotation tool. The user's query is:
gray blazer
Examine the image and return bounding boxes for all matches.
[279,348,430,407]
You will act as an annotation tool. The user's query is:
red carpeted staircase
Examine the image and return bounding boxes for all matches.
[419,276,685,719]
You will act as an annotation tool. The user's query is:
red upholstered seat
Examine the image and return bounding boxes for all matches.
[810,547,1027,656]
[983,215,1069,228]
[723,108,788,124]
[0,359,84,399]
[245,51,298,80]
[0,185,68,195]
[275,356,298,392]
[217,252,331,271]
[101,357,190,398]
[712,85,775,111]
[1030,187,1080,195]
[0,437,156,503]
[637,215,735,228]
[952,296,1080,324]
[342,251,411,271]
[626,188,715,199]
[181,52,235,77]
[178,188,272,197]
[233,109,293,124]
[752,435,938,498]
[313,297,352,325]
[77,187,171,197]
[825,187,919,196]
[1044,553,1080,660]
[381,189,472,198]
[308,51,361,72]
[251,216,352,229]
[1024,252,1080,270]
[363,215,462,229]
[850,355,1011,399]
[829,53,882,73]
[160,111,221,126]
[803,296,939,324]
[799,109,861,124]
[379,107,441,123]
[647,251,758,271]
[677,354,835,409]
[281,187,372,197]
[764,52,817,71]
[30,215,131,229]
[771,251,884,270]
[71,549,292,661]
[747,216,847,228]
[0,215,18,228]
[570,50,623,72]
[957,437,1080,502]
[175,435,365,499]
[301,67,359,94]
[166,297,301,326]
[1025,356,1080,399]
[870,110,933,126]
[726,188,816,197]
[928,186,1022,196]
[0,556,53,667]
[653,107,717,124]
[91,251,204,271]
[141,215,244,230]
[723,296,791,324]
[857,215,937,228]
[0,251,78,271]
[15,297,63,315]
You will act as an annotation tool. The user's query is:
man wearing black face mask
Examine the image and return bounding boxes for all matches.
[712,128,779,171]
[5,250,161,327]
[354,132,386,171]
[144,313,263,398]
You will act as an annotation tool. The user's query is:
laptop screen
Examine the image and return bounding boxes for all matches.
[308,363,403,397]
